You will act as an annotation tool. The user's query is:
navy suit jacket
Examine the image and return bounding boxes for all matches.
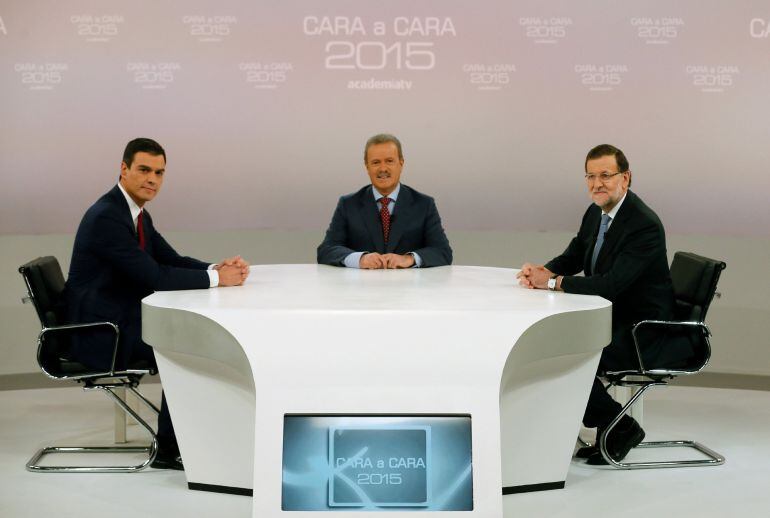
[545,190,691,368]
[65,185,210,369]
[316,184,452,267]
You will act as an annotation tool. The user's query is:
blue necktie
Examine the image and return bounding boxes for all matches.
[590,214,611,274]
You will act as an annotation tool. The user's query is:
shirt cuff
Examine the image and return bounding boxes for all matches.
[207,268,219,288]
[410,252,423,268]
[344,252,365,268]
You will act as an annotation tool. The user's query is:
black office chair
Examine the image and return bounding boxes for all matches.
[598,251,727,469]
[19,256,159,473]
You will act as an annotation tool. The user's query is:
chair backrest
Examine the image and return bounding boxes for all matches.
[670,251,726,323]
[19,256,67,328]
[19,256,70,370]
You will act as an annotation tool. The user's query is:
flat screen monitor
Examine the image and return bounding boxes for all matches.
[282,415,473,511]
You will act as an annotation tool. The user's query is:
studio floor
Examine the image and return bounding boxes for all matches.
[0,383,768,518]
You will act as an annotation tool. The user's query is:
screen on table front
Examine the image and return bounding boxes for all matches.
[282,415,473,511]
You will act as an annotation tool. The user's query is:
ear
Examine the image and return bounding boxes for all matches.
[120,161,128,179]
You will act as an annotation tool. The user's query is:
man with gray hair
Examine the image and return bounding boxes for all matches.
[317,134,452,269]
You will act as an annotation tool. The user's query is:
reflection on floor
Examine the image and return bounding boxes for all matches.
[1,384,767,518]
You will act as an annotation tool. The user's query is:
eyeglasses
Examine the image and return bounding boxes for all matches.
[584,171,628,183]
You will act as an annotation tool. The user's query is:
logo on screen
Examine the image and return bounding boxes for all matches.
[127,62,181,90]
[750,18,770,38]
[70,15,123,43]
[14,63,68,90]
[519,17,572,44]
[329,426,431,507]
[575,64,628,92]
[630,17,683,44]
[282,415,472,511]
[0,16,7,36]
[462,64,515,91]
[685,65,739,93]
[239,62,293,89]
[182,15,237,43]
[303,15,455,88]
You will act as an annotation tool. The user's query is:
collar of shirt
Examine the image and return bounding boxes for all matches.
[117,182,143,229]
[373,183,400,208]
[603,191,627,228]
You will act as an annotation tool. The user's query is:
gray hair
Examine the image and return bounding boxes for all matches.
[364,133,403,163]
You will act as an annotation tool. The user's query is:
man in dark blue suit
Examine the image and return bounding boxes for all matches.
[517,144,692,465]
[65,138,249,469]
[317,134,452,269]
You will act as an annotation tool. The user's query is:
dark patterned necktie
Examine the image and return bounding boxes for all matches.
[380,197,391,243]
[137,209,146,250]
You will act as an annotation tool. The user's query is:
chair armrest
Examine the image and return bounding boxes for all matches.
[38,321,120,379]
[633,319,711,334]
[630,320,711,374]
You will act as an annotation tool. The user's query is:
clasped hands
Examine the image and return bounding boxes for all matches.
[360,252,415,269]
[516,262,554,290]
[214,255,250,286]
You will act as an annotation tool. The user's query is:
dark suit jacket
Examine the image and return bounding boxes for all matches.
[545,190,691,369]
[65,185,211,369]
[317,184,452,267]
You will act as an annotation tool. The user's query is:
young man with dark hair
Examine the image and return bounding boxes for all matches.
[65,138,249,469]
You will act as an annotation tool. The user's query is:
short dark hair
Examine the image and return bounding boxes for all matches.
[364,133,403,163]
[585,144,629,172]
[585,144,631,186]
[122,138,166,168]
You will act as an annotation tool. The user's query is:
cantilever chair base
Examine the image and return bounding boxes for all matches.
[26,385,158,473]
[593,251,728,470]
[599,379,725,469]
[19,256,161,474]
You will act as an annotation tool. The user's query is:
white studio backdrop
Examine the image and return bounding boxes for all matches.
[1,0,769,236]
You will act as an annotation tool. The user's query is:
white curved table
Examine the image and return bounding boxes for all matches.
[142,265,611,517]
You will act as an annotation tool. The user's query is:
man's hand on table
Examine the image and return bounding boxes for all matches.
[360,253,415,269]
[516,262,555,290]
[216,255,250,286]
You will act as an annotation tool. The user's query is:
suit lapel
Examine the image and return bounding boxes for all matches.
[386,185,412,253]
[358,186,386,253]
[108,185,147,252]
[595,191,635,273]
[141,210,154,255]
[583,208,601,274]
[108,186,137,235]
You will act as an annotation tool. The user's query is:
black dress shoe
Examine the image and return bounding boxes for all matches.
[586,416,645,465]
[151,435,183,470]
[575,444,598,459]
[575,426,606,458]
[150,449,184,471]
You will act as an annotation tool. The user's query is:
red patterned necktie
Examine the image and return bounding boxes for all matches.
[380,197,391,243]
[137,209,146,250]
